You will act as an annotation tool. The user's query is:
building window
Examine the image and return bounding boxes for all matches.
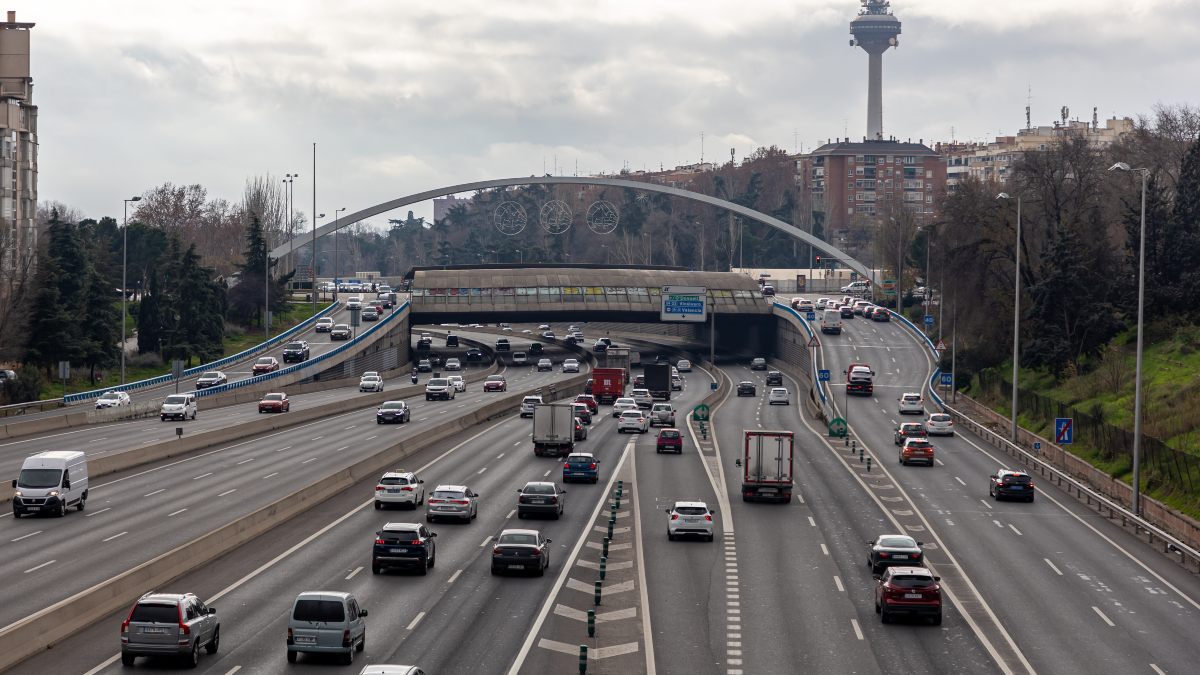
[926,196,933,203]
[847,182,853,190]
[847,195,854,204]
[847,207,854,215]
[848,168,853,177]
[902,156,916,164]
[853,155,862,163]
[926,169,933,179]
[863,155,875,164]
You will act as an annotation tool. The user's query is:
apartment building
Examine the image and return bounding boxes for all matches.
[0,10,36,274]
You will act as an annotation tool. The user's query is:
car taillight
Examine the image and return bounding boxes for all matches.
[705,514,713,521]
[530,548,542,556]
[452,499,469,505]
[879,552,890,558]
[590,463,597,470]
[375,486,385,491]
[121,619,130,634]
[375,538,386,545]
[401,486,414,491]
[427,498,442,504]
[410,539,423,545]
[287,627,293,640]
[670,513,679,520]
[342,629,352,647]
[548,496,558,504]
[563,463,571,469]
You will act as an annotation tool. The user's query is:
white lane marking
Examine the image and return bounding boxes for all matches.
[834,576,845,592]
[335,446,349,453]
[262,472,279,480]
[935,459,945,466]
[506,509,516,519]
[496,453,505,459]
[301,458,318,464]
[11,530,42,542]
[629,448,658,675]
[851,618,864,640]
[513,441,521,447]
[144,489,165,497]
[236,458,255,465]
[448,569,463,585]
[1008,524,1023,536]
[193,472,213,480]
[102,531,128,542]
[345,425,357,430]
[407,611,426,631]
[1092,606,1116,627]
[479,535,493,547]
[807,516,816,527]
[955,476,966,486]
[218,489,238,497]
[477,467,488,474]
[168,508,188,517]
[1044,558,1063,576]
[85,508,112,518]
[820,544,829,556]
[980,499,993,509]
[310,436,323,441]
[224,667,242,675]
[993,520,1004,529]
[275,445,292,452]
[1150,665,1166,675]
[365,435,378,441]
[23,560,55,573]
[345,566,362,580]
[543,469,552,477]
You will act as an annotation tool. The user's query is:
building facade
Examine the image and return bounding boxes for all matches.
[0,11,36,274]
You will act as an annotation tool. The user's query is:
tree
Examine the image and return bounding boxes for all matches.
[227,213,292,327]
[24,250,78,375]
[173,245,226,363]
[137,270,166,355]
[1169,133,1200,306]
[79,265,121,383]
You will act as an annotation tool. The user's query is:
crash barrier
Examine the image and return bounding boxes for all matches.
[771,302,829,420]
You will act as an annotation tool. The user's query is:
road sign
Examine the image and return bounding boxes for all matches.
[807,335,821,348]
[881,279,896,289]
[710,382,718,391]
[850,271,858,280]
[818,369,831,382]
[692,403,710,422]
[1033,441,1042,451]
[58,360,70,381]
[1055,418,1074,444]
[828,417,848,438]
[661,285,707,323]
[940,372,953,387]
[172,359,185,379]
[882,290,897,296]
[935,339,946,351]
[923,315,934,326]
[806,311,817,321]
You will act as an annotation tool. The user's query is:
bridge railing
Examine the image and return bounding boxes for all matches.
[772,302,831,418]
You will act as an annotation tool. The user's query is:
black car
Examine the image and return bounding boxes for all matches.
[376,401,411,424]
[584,378,593,395]
[416,338,432,350]
[330,324,351,340]
[529,342,544,355]
[766,370,783,386]
[633,375,646,387]
[416,359,432,372]
[751,358,767,371]
[736,381,756,397]
[465,348,484,362]
[373,523,437,575]
[282,341,310,363]
[593,341,608,353]
[517,481,567,519]
[495,338,510,352]
[867,534,924,574]
[872,308,891,322]
[446,334,459,347]
[989,470,1035,502]
[491,529,551,576]
[840,305,854,319]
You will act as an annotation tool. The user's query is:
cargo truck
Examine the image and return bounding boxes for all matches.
[644,363,671,401]
[532,403,576,457]
[591,367,627,404]
[738,430,794,502]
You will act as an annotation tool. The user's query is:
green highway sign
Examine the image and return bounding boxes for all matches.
[692,403,710,422]
[828,417,848,437]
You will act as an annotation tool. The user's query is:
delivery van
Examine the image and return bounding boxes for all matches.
[11,450,89,518]
[820,309,843,335]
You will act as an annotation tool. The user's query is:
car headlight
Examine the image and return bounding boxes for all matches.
[13,490,21,497]
[48,490,60,497]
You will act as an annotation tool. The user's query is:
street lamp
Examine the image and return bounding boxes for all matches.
[314,212,325,300]
[333,208,346,298]
[1109,161,1150,516]
[121,195,141,386]
[284,173,298,278]
[515,248,523,264]
[997,192,1022,443]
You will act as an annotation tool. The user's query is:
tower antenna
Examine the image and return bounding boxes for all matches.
[1025,84,1032,131]
[849,0,901,140]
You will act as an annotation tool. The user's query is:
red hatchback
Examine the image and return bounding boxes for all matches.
[875,566,942,625]
[252,357,280,374]
[656,428,683,454]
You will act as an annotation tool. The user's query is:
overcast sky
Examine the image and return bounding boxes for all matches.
[17,0,1199,227]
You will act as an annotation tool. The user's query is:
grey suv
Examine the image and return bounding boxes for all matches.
[426,484,480,523]
[121,592,219,667]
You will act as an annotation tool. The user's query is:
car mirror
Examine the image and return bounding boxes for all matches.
[917,541,925,547]
[560,490,567,494]
[544,539,552,544]
[866,540,874,545]
[359,609,368,617]
[430,532,437,537]
[871,574,881,580]
[63,481,70,490]
[665,509,672,514]
[9,479,14,488]
[934,576,941,582]
[419,479,425,484]
[208,607,216,615]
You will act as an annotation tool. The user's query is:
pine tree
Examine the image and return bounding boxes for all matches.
[137,270,164,355]
[227,212,291,327]
[24,252,79,374]
[79,264,121,383]
[1171,134,1200,306]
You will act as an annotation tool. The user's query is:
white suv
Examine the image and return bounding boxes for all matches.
[359,373,384,392]
[898,392,925,415]
[617,410,649,434]
[631,388,653,409]
[520,395,543,418]
[666,501,715,541]
[926,412,955,436]
[611,398,638,418]
[374,471,425,509]
[562,359,580,373]
[346,295,363,310]
[768,387,790,405]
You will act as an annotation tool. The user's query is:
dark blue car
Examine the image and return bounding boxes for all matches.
[562,453,599,484]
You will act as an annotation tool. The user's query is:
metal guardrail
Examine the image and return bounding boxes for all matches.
[888,308,1200,573]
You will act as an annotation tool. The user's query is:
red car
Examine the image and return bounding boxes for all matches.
[574,394,598,415]
[258,392,290,413]
[874,566,942,625]
[656,428,682,454]
[483,375,507,392]
[252,357,280,375]
[899,438,935,466]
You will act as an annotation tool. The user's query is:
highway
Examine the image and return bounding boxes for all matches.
[0,362,569,630]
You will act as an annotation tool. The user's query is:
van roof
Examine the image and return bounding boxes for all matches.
[28,450,86,462]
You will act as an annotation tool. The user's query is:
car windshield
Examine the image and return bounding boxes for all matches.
[615,399,635,406]
[285,343,304,349]
[498,533,538,546]
[659,430,680,439]
[902,424,925,432]
[380,402,404,410]
[165,395,189,405]
[523,483,555,495]
[379,476,410,486]
[522,397,541,404]
[335,324,348,329]
[428,379,448,386]
[567,455,593,463]
[264,394,285,401]
[903,395,921,402]
[930,414,951,422]
[889,574,935,588]
[620,411,642,419]
[675,506,707,515]
[16,468,62,489]
[906,440,931,448]
[433,490,465,499]
[99,392,120,400]
[200,372,220,379]
[130,603,179,623]
[385,528,420,540]
[256,358,273,365]
[487,375,505,382]
[1002,474,1031,483]
[293,599,345,623]
[362,375,380,381]
[879,536,917,548]
[772,388,788,394]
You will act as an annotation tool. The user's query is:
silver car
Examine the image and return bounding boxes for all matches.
[287,591,367,665]
[426,484,480,523]
[121,592,219,667]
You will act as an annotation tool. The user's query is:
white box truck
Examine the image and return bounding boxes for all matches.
[738,430,794,503]
[11,450,89,517]
[532,403,576,458]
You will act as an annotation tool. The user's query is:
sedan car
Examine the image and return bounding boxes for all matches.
[736,381,756,397]
[331,324,351,340]
[483,374,507,392]
[894,422,927,445]
[536,358,553,372]
[374,471,425,509]
[376,400,411,424]
[867,534,924,574]
[425,484,479,523]
[194,371,227,389]
[282,341,310,363]
[898,392,925,415]
[768,387,790,405]
[989,470,1035,502]
[573,417,588,441]
[465,348,484,362]
[563,453,599,483]
[95,390,131,409]
[491,529,551,576]
[839,304,855,319]
[925,413,955,436]
[750,357,767,370]
[666,501,715,541]
[444,358,462,371]
[252,357,280,375]
[617,410,649,434]
[315,317,335,332]
[676,359,692,372]
[516,482,566,519]
[416,359,433,373]
[372,522,436,575]
[871,307,892,322]
[656,428,683,454]
[448,375,466,392]
[875,566,942,625]
[359,374,385,392]
[562,358,580,373]
[900,438,936,466]
[258,392,290,413]
[362,307,379,322]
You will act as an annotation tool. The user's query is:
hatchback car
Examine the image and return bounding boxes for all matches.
[315,317,335,332]
[95,390,131,409]
[536,358,553,372]
[765,370,783,386]
[925,413,955,436]
[573,417,589,441]
[519,395,543,417]
[563,453,600,483]
[867,534,924,574]
[444,358,462,371]
[894,422,927,445]
[736,381,757,397]
[574,394,599,414]
[448,375,466,392]
[989,470,1035,502]
[416,359,432,373]
[425,484,479,523]
[768,387,790,405]
[656,428,683,454]
[372,522,436,575]
[121,592,219,667]
[750,357,767,370]
[617,410,649,434]
[376,401,411,424]
[631,388,653,408]
[258,392,290,413]
[900,438,936,466]
[465,348,484,362]
[331,324,352,340]
[562,358,580,373]
[517,482,566,519]
[194,371,227,389]
[252,357,280,374]
[484,374,507,392]
[839,304,854,319]
[633,374,646,388]
[362,307,379,321]
[374,471,425,509]
[360,374,385,392]
[898,392,925,415]
[612,397,639,417]
[666,501,715,541]
[875,566,942,625]
[282,341,310,362]
[872,307,892,322]
[491,529,551,576]
[572,403,593,425]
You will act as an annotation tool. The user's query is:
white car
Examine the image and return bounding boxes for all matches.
[631,388,653,409]
[898,392,925,415]
[346,295,363,310]
[612,398,639,418]
[816,297,831,309]
[538,324,550,330]
[448,375,466,392]
[360,374,384,392]
[444,358,462,371]
[95,390,131,409]
[926,412,955,436]
[562,359,580,373]
[425,378,456,401]
[617,410,649,434]
[374,471,425,510]
[520,395,543,418]
[676,359,692,373]
[768,387,790,405]
[666,501,715,541]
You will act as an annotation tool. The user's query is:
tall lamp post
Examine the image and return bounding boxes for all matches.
[333,207,346,299]
[1109,162,1149,515]
[284,173,298,284]
[121,195,141,386]
[997,192,1022,443]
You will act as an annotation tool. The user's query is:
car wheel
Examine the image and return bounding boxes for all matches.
[206,627,220,654]
[418,561,428,576]
[77,497,86,512]
[287,650,297,664]
[668,531,675,541]
[357,634,365,652]
[880,604,892,624]
[707,534,714,542]
[491,566,499,576]
[185,640,200,668]
[375,501,382,510]
[122,653,136,667]
[426,514,435,522]
[1027,495,1035,503]
[517,512,525,519]
[12,510,20,519]
[59,500,68,517]
[875,599,881,614]
[378,420,383,424]
[932,612,943,626]
[372,563,381,574]
[343,646,354,665]
[428,551,436,568]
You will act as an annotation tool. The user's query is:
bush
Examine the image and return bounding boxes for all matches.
[1,365,46,404]
[127,352,164,369]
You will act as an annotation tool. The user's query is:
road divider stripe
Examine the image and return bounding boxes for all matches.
[1092,606,1115,627]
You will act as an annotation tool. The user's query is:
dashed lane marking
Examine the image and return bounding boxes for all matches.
[851,619,864,640]
[102,532,127,542]
[407,611,426,630]
[84,508,111,518]
[11,530,42,542]
[345,566,362,580]
[23,560,55,574]
[1092,606,1116,627]
[1044,559,1063,576]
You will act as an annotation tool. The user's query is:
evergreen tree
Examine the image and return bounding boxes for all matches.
[79,264,121,383]
[227,213,292,326]
[1170,134,1200,306]
[24,251,78,374]
[1121,172,1174,315]
[137,270,165,355]
[175,245,226,363]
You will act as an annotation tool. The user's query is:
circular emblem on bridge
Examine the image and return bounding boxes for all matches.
[586,200,619,235]
[494,201,528,236]
[539,200,573,234]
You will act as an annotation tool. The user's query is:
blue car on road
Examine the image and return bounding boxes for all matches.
[562,453,600,484]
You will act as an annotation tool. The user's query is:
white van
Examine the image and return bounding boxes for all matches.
[160,393,197,421]
[11,450,89,517]
[820,309,843,335]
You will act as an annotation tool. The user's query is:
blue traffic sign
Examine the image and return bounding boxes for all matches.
[818,369,831,382]
[1033,441,1042,451]
[1055,417,1074,444]
[806,311,816,321]
[940,372,953,386]
[923,315,935,325]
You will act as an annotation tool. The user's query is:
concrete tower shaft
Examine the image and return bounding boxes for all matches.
[849,0,901,141]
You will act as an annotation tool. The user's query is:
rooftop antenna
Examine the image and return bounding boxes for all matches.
[1025,84,1033,130]
[700,131,705,164]
[1092,107,1099,131]
[1061,105,1069,126]
[951,125,955,143]
[794,128,799,153]
[730,147,736,165]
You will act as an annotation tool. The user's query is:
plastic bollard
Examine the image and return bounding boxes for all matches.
[859,447,864,462]
[602,537,610,558]
[599,556,607,581]
[594,580,603,606]
[867,456,872,472]
[588,609,596,637]
[579,644,588,673]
